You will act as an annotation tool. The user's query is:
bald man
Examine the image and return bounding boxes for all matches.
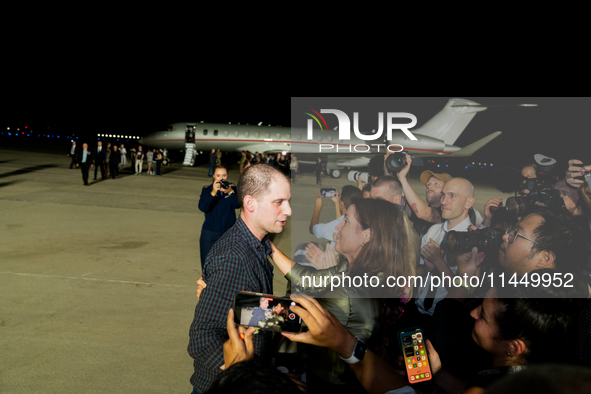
[415,178,476,316]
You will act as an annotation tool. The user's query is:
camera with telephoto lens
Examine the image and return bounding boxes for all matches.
[491,188,567,217]
[348,171,370,184]
[447,228,506,254]
[219,179,230,189]
[385,152,413,174]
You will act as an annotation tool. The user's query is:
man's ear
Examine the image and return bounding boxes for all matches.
[243,195,257,213]
[509,339,527,358]
[465,197,475,210]
[394,194,403,206]
[536,250,556,269]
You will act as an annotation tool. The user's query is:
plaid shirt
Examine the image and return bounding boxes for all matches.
[188,215,274,392]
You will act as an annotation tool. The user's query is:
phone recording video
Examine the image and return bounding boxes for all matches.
[320,188,337,198]
[398,327,432,384]
[233,291,303,334]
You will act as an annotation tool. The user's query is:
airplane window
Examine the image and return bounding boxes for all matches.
[234,131,239,137]
[296,134,301,141]
[287,134,291,139]
[245,132,250,137]
[318,136,322,142]
[266,133,270,138]
[203,129,208,136]
[256,132,260,138]
[214,130,218,136]
[276,133,281,139]
[328,136,333,142]
[224,130,229,136]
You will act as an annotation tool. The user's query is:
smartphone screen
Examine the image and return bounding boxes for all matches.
[398,327,433,384]
[233,291,302,334]
[320,188,337,198]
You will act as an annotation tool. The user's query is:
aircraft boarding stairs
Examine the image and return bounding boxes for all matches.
[183,143,197,166]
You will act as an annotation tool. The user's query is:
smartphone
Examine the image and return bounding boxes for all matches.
[320,187,337,198]
[233,291,303,334]
[398,327,433,384]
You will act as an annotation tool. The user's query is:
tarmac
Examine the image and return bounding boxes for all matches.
[0,148,515,393]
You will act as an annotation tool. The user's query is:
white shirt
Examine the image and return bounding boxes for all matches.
[312,215,344,246]
[415,216,472,316]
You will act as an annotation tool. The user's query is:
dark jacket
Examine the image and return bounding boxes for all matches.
[109,150,121,167]
[94,146,107,162]
[75,149,92,165]
[198,184,240,233]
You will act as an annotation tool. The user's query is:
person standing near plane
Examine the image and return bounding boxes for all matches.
[104,143,111,178]
[75,143,93,186]
[93,141,106,180]
[154,149,163,176]
[198,164,240,269]
[290,154,299,183]
[208,149,216,176]
[119,144,128,170]
[146,148,154,175]
[109,145,121,179]
[67,141,77,169]
[135,146,144,175]
[315,157,323,185]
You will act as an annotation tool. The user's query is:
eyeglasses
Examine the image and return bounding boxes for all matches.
[506,227,540,246]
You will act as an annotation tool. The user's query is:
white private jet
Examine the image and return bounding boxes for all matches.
[139,98,525,177]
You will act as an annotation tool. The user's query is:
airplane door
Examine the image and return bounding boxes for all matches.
[186,125,195,143]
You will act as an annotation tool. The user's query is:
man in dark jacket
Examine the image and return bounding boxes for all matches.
[93,141,107,180]
[75,143,93,186]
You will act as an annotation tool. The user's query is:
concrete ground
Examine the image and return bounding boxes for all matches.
[0,149,514,393]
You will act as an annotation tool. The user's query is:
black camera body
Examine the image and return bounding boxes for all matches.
[385,152,413,174]
[504,188,567,217]
[447,228,506,254]
[219,179,230,189]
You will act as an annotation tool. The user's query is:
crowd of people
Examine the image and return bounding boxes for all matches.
[189,153,591,394]
[67,141,165,184]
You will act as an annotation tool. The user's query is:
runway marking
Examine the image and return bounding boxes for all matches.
[0,271,190,288]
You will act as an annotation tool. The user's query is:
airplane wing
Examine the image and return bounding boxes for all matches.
[448,131,502,157]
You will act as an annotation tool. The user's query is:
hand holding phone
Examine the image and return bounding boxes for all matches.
[320,187,337,198]
[398,327,433,383]
[233,291,303,334]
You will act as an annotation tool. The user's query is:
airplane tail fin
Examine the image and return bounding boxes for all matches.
[414,98,487,145]
[449,131,502,157]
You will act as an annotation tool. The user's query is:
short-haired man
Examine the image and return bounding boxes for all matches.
[93,141,106,180]
[247,297,270,327]
[75,143,93,186]
[67,141,77,169]
[370,175,404,206]
[415,178,476,316]
[188,164,291,393]
[498,206,588,277]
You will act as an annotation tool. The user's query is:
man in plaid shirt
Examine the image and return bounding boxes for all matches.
[188,164,292,393]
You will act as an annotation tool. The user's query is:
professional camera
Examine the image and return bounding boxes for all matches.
[447,228,505,254]
[385,152,413,174]
[519,154,557,194]
[348,171,370,184]
[219,179,230,189]
[492,188,568,217]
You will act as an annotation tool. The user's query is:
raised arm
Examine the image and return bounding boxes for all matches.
[394,153,440,222]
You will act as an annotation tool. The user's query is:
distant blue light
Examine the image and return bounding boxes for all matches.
[465,166,468,169]
[27,134,30,137]
[437,164,440,167]
[76,137,78,139]
[8,132,11,135]
[38,135,40,137]
[57,135,59,138]
[445,165,448,167]
[117,138,119,141]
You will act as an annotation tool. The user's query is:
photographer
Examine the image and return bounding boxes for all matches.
[198,164,240,269]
